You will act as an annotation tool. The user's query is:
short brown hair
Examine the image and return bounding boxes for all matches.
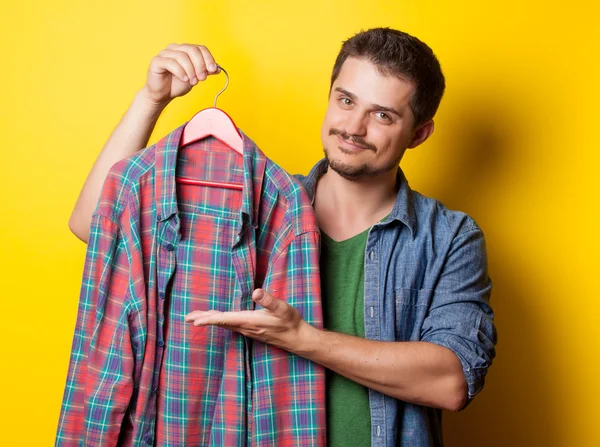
[331,28,445,128]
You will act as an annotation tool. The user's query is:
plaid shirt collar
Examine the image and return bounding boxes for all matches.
[154,123,266,231]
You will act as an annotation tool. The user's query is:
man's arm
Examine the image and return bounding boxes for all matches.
[186,290,467,412]
[186,226,495,412]
[298,325,467,411]
[69,44,220,243]
[68,89,164,242]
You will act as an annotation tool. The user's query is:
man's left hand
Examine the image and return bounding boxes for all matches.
[184,289,309,352]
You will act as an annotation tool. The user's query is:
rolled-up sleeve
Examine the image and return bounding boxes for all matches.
[421,226,497,405]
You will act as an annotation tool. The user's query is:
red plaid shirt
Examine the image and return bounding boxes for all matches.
[56,124,326,446]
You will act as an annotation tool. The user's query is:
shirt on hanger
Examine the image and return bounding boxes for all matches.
[55,124,326,447]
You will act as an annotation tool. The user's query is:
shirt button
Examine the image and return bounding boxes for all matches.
[159,291,165,299]
[158,340,165,347]
[156,214,161,221]
[165,244,175,251]
[153,386,159,394]
[144,435,153,445]
[369,251,375,261]
[377,425,381,436]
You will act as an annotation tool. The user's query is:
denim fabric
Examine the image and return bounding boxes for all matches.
[296,159,496,447]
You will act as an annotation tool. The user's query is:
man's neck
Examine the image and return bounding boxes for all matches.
[314,167,398,241]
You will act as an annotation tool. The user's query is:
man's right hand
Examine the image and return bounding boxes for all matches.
[141,43,221,108]
[69,43,220,243]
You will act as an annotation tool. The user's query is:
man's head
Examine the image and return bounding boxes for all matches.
[321,27,445,180]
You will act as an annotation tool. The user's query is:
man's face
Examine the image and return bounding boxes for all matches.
[321,57,419,180]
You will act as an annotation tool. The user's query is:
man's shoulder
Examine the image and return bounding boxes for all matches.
[410,188,482,237]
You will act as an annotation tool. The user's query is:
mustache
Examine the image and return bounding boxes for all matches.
[329,128,376,151]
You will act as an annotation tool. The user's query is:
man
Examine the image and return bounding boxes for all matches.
[68,28,496,446]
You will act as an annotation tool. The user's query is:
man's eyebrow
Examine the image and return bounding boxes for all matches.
[334,87,357,101]
[334,87,402,117]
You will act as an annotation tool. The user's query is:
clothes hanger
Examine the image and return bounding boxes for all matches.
[177,65,243,190]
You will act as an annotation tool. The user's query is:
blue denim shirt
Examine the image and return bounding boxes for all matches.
[295,159,496,447]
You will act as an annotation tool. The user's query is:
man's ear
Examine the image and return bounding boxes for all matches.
[408,120,435,149]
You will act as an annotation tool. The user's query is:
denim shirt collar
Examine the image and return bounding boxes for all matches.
[303,158,417,237]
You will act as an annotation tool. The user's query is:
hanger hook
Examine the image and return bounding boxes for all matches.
[214,64,229,108]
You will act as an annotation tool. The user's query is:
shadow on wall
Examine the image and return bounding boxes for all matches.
[427,93,561,446]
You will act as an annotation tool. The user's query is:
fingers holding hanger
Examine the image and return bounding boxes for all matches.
[195,45,221,76]
[149,54,190,84]
[166,44,220,83]
[143,43,223,106]
[159,48,198,85]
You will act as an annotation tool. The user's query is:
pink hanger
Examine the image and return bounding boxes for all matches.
[177,65,243,190]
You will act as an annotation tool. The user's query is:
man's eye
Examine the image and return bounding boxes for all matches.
[376,112,391,121]
[340,97,352,106]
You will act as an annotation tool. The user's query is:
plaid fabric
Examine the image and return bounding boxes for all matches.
[56,124,326,446]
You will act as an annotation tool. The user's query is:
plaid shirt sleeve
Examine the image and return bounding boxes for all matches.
[251,229,326,447]
[56,211,136,446]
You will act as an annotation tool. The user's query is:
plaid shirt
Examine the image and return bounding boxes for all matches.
[56,124,326,446]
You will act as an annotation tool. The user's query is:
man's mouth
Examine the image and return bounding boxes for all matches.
[337,135,373,151]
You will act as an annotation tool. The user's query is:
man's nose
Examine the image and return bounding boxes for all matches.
[344,110,368,136]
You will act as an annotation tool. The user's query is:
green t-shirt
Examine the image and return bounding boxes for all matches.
[320,228,371,447]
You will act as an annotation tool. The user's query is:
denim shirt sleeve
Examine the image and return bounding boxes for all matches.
[420,223,497,406]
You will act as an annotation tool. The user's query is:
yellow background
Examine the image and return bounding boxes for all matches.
[1,1,598,445]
